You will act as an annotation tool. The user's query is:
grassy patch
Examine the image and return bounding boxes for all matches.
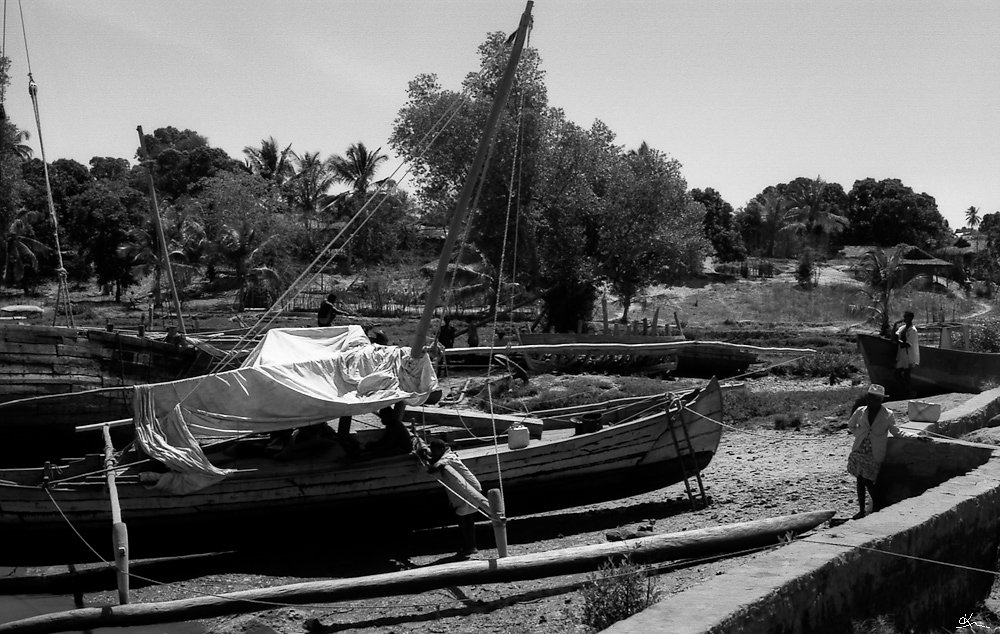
[579,555,660,632]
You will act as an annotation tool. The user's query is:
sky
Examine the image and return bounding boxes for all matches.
[2,0,997,229]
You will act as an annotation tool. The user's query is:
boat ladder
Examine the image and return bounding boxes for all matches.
[668,400,707,510]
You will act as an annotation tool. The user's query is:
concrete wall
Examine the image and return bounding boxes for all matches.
[607,442,1000,633]
[934,386,1000,438]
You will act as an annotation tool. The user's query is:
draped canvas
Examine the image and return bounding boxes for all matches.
[132,326,438,493]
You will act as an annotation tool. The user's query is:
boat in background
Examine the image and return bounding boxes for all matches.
[0,324,244,465]
[857,329,1000,397]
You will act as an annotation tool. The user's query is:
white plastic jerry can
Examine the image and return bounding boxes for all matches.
[507,423,530,449]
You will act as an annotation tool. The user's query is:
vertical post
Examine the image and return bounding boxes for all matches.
[601,297,609,335]
[488,488,508,558]
[409,2,533,359]
[674,311,685,339]
[102,425,129,604]
[651,307,660,336]
[136,126,187,336]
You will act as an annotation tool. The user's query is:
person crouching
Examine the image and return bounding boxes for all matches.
[427,438,482,557]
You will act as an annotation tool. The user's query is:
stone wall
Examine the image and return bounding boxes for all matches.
[606,441,1000,633]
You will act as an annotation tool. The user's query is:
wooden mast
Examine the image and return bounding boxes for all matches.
[409,1,533,359]
[102,424,129,605]
[136,126,187,336]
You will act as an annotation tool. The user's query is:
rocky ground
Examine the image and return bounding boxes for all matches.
[74,377,864,634]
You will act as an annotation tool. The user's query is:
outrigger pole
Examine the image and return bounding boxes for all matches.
[409,1,533,359]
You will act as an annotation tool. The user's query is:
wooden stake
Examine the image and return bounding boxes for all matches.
[488,488,508,558]
[102,425,129,605]
[601,297,609,334]
[651,307,660,336]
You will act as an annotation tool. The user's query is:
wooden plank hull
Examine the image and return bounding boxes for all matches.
[0,380,723,558]
[516,333,757,377]
[0,325,229,465]
[856,333,1000,397]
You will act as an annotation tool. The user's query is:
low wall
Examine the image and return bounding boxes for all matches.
[607,440,1000,633]
[934,386,1000,438]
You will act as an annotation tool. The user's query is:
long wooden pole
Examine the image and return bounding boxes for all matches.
[136,126,186,336]
[0,511,834,634]
[102,424,129,605]
[409,1,533,359]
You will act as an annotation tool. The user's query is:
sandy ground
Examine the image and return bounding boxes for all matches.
[66,378,863,634]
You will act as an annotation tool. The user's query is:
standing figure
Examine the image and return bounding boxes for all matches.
[466,323,480,348]
[437,316,457,349]
[893,310,920,397]
[846,384,909,519]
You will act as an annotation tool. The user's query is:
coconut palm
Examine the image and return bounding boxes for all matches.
[0,207,49,287]
[243,137,292,185]
[859,246,911,337]
[286,151,338,229]
[329,142,390,196]
[784,177,849,254]
[966,206,980,230]
[1,123,33,161]
[757,190,793,258]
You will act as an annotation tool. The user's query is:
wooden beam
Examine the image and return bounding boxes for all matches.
[0,511,834,633]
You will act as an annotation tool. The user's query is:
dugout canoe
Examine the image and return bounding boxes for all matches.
[0,378,723,561]
[856,333,1000,397]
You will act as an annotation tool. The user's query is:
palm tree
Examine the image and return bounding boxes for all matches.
[0,207,49,287]
[1,122,33,161]
[243,137,292,185]
[758,190,793,258]
[329,142,389,196]
[859,247,908,337]
[966,206,980,230]
[286,151,338,230]
[784,177,848,255]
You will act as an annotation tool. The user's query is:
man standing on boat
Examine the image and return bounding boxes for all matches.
[893,310,920,397]
[317,293,356,327]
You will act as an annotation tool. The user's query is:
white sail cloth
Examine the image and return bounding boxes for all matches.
[133,325,438,493]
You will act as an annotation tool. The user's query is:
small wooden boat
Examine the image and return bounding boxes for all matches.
[0,373,723,557]
[512,332,799,378]
[857,332,1000,397]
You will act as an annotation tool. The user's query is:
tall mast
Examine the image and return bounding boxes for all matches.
[136,126,186,336]
[410,1,533,358]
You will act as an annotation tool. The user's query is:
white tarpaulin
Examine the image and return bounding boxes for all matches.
[133,326,438,493]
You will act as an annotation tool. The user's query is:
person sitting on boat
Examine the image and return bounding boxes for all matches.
[846,383,911,519]
[317,293,355,327]
[893,310,920,397]
[425,437,481,557]
[365,402,414,456]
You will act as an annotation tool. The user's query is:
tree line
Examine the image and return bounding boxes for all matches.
[0,35,990,330]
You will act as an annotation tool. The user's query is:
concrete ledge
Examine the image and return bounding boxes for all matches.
[607,453,1000,633]
[935,385,1000,437]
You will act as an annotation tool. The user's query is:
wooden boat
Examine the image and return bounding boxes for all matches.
[0,325,244,466]
[513,332,785,378]
[857,332,1000,397]
[0,376,723,558]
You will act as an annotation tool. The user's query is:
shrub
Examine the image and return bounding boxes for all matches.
[579,555,660,631]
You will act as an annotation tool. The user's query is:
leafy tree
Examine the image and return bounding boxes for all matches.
[600,142,706,322]
[736,187,795,257]
[136,126,242,199]
[89,157,131,181]
[845,178,949,250]
[692,187,745,262]
[243,137,293,185]
[64,180,147,300]
[859,246,909,336]
[391,31,547,281]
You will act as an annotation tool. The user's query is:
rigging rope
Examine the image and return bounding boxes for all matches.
[17,0,73,326]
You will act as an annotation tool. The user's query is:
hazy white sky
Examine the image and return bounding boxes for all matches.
[2,0,997,228]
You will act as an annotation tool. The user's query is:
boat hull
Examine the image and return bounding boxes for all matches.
[856,333,1000,397]
[0,380,723,561]
[0,325,226,465]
